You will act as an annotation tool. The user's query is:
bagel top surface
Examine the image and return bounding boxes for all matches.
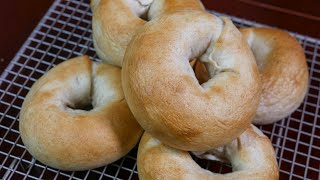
[91,0,204,66]
[240,27,309,124]
[122,11,261,151]
[19,56,143,171]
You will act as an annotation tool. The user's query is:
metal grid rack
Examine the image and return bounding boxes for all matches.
[0,0,319,179]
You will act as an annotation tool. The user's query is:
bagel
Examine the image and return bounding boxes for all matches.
[138,125,279,180]
[195,27,309,125]
[19,56,143,171]
[91,0,204,66]
[122,11,261,151]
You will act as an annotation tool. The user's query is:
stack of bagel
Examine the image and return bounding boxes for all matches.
[19,0,309,179]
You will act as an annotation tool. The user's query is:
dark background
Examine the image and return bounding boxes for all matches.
[0,0,319,73]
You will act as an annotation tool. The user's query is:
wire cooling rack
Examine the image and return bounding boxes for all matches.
[0,0,319,179]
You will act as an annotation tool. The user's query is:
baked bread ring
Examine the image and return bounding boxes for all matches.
[138,125,279,180]
[122,11,261,151]
[195,27,309,125]
[19,56,143,171]
[91,0,204,66]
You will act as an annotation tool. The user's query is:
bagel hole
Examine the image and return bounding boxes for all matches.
[190,153,232,174]
[139,12,149,21]
[66,102,94,111]
[192,60,210,84]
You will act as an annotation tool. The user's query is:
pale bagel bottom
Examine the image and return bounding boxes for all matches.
[137,125,279,179]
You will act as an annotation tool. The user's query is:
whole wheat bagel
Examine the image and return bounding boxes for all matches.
[19,56,143,171]
[195,27,309,125]
[122,11,261,151]
[91,0,204,66]
[138,125,279,180]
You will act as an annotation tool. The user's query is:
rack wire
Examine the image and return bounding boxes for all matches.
[0,0,319,179]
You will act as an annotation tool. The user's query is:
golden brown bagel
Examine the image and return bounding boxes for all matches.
[122,11,261,151]
[195,27,309,125]
[241,27,309,124]
[138,125,279,180]
[91,0,204,66]
[19,56,143,171]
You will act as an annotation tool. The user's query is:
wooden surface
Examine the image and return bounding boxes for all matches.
[0,0,320,73]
